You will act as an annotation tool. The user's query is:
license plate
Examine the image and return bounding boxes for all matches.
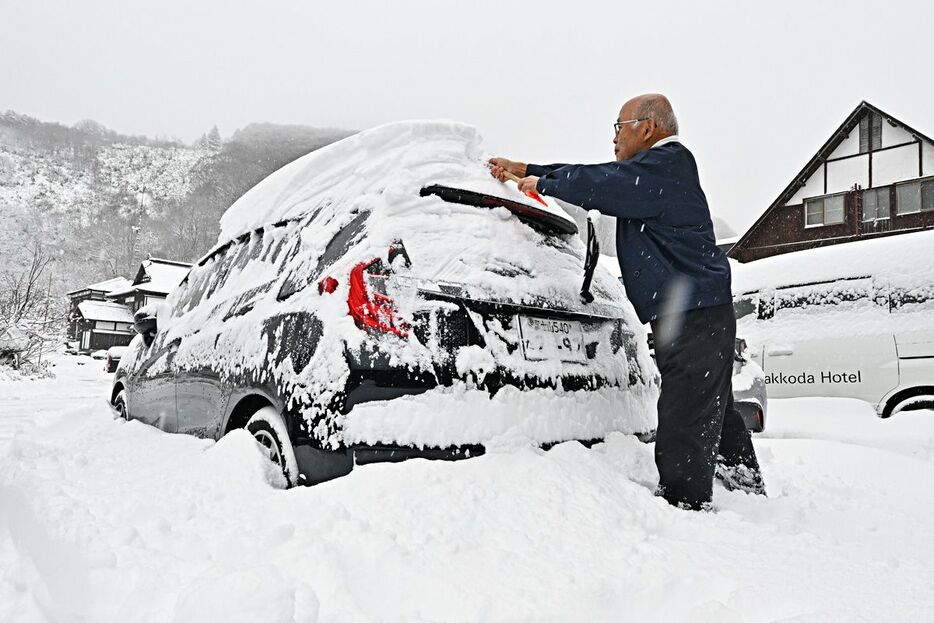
[518,315,587,363]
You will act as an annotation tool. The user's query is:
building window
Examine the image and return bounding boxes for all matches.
[861,188,890,221]
[859,112,882,154]
[896,179,934,215]
[805,194,846,227]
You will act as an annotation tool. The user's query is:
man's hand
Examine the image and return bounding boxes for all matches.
[488,157,528,182]
[517,176,540,195]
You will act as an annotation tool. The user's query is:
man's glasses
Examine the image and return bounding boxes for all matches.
[614,118,648,134]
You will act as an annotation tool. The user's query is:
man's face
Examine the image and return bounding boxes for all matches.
[613,104,649,161]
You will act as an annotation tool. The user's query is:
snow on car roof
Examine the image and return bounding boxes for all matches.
[218,120,575,242]
[210,119,626,319]
[77,300,134,323]
[731,229,934,294]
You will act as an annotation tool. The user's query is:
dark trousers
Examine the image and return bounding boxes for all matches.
[650,303,760,509]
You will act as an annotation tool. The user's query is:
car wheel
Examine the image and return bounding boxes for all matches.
[246,406,299,488]
[114,390,129,420]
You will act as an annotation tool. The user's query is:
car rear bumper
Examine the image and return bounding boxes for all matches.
[337,364,657,448]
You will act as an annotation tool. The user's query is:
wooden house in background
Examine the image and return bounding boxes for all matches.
[730,102,934,263]
[65,258,191,354]
[66,276,132,340]
[105,258,192,314]
[72,300,135,353]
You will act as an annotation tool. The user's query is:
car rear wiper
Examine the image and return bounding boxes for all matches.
[580,213,599,304]
[420,185,578,236]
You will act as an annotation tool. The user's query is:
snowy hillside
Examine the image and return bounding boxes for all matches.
[0,110,352,299]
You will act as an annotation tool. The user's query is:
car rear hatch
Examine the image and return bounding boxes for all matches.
[342,182,646,395]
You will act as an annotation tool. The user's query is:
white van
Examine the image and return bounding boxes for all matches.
[734,275,934,417]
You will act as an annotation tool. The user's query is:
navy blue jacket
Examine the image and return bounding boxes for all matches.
[528,141,732,324]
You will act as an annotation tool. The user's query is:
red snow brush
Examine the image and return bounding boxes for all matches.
[499,169,549,207]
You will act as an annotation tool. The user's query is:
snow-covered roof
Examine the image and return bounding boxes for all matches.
[731,229,934,294]
[136,258,191,294]
[66,276,132,296]
[107,258,191,298]
[77,300,135,323]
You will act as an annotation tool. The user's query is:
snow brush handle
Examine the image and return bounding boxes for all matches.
[500,170,549,207]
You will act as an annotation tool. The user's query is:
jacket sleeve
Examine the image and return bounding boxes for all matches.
[526,163,569,177]
[534,150,674,220]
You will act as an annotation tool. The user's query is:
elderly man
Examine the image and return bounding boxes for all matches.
[490,94,764,510]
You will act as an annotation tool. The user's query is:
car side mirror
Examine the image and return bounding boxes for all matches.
[133,309,158,346]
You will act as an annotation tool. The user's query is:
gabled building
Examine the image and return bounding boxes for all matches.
[66,276,132,339]
[105,258,192,314]
[730,101,934,263]
[73,300,135,353]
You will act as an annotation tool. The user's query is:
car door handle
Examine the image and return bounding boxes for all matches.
[767,348,794,356]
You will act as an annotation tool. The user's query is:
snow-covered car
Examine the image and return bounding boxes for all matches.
[730,338,767,432]
[645,332,768,432]
[111,121,658,487]
[732,230,934,418]
[104,346,128,373]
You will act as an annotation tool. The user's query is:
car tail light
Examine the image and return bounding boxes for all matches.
[347,258,409,337]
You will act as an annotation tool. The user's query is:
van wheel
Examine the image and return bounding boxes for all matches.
[246,406,299,488]
[114,390,128,420]
[885,393,934,418]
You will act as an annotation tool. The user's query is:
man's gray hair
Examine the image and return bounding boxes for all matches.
[634,96,679,135]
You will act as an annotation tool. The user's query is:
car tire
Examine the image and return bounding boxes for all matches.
[246,406,299,488]
[114,390,129,420]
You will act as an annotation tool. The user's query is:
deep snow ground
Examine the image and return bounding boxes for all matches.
[2,357,934,622]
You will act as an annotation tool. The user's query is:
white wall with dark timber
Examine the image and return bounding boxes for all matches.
[830,131,860,159]
[923,143,934,177]
[874,144,919,186]
[782,111,933,207]
[881,121,914,148]
[827,154,869,193]
[786,167,825,205]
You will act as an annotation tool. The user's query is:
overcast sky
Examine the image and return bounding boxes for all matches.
[2,0,931,232]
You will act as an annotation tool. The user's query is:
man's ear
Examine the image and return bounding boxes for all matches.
[640,118,657,142]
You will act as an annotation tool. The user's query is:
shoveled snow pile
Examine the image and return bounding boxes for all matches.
[3,357,934,621]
